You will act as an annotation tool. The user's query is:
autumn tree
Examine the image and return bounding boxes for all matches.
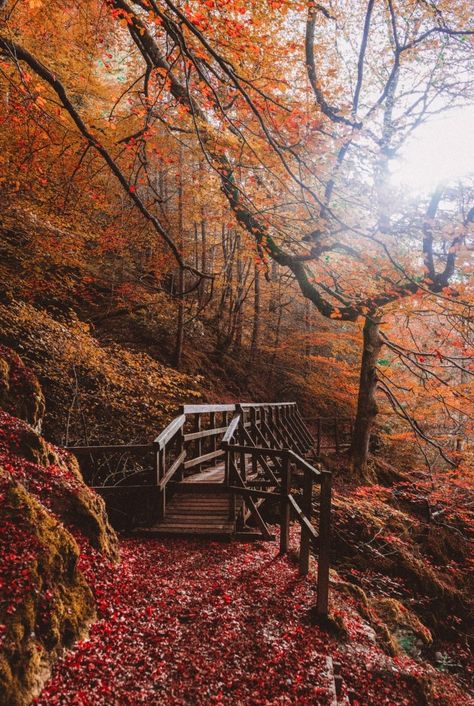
[1,0,473,477]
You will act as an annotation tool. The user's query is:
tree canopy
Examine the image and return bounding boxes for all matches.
[0,0,472,475]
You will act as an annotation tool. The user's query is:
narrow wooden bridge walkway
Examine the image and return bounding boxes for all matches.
[69,402,353,620]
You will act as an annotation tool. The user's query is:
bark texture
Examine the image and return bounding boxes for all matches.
[351,316,382,480]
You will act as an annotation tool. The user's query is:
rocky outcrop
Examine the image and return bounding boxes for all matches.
[0,411,118,559]
[0,347,118,705]
[0,471,95,705]
[0,344,44,432]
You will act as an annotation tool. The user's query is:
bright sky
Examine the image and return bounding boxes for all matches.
[390,105,474,193]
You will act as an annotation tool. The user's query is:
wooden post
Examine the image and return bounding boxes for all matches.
[228,448,236,520]
[282,406,289,445]
[317,417,321,457]
[154,441,163,522]
[250,406,258,475]
[224,446,229,485]
[285,406,302,453]
[290,406,308,452]
[279,452,290,554]
[177,422,185,482]
[264,406,271,445]
[268,406,274,440]
[195,413,202,472]
[275,405,280,436]
[153,441,161,485]
[316,470,331,620]
[210,411,217,453]
[238,405,246,482]
[158,447,166,521]
[279,405,287,446]
[224,409,230,439]
[299,466,312,575]
[295,408,314,448]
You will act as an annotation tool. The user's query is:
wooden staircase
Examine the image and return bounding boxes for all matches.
[143,492,236,536]
[69,401,334,620]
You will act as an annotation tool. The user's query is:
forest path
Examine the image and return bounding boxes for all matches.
[35,532,338,706]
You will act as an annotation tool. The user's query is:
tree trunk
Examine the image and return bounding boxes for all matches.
[199,218,207,305]
[351,315,382,480]
[231,234,244,351]
[174,267,184,367]
[174,151,185,368]
[304,298,312,372]
[268,273,283,382]
[250,265,260,358]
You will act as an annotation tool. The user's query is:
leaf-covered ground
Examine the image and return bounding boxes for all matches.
[34,536,336,705]
[32,530,471,706]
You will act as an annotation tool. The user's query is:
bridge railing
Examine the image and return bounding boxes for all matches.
[66,443,155,488]
[67,402,301,524]
[153,402,303,520]
[222,411,331,620]
[67,403,333,581]
[305,416,354,455]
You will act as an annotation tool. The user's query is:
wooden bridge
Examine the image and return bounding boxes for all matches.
[69,402,350,619]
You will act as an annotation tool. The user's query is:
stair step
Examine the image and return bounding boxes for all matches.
[168,501,229,510]
[166,507,230,512]
[140,454,272,537]
[155,517,234,527]
[146,524,235,532]
[161,516,231,523]
[169,500,228,505]
[170,512,238,517]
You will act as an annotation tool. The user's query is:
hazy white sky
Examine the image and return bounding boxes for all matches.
[390,105,474,192]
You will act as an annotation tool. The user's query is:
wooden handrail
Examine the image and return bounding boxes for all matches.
[222,442,285,458]
[223,422,331,619]
[288,495,318,540]
[288,450,322,479]
[68,443,153,453]
[154,414,186,449]
[184,448,224,469]
[228,454,272,539]
[239,401,296,408]
[184,426,228,441]
[223,443,323,483]
[227,486,282,500]
[182,403,236,413]
[158,450,187,490]
[222,413,241,444]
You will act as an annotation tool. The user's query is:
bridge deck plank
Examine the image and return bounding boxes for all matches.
[181,463,226,483]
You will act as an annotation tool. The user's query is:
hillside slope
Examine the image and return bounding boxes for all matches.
[0,198,355,447]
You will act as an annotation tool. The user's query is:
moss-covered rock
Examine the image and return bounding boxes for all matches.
[0,417,118,705]
[0,345,44,431]
[370,597,433,655]
[0,471,95,706]
[0,349,118,704]
[0,410,118,560]
[330,483,472,649]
